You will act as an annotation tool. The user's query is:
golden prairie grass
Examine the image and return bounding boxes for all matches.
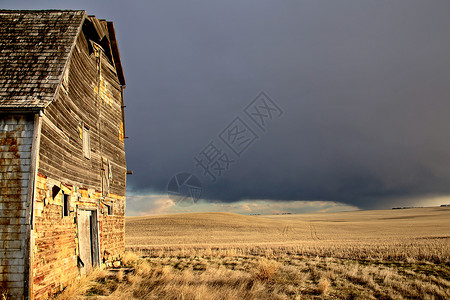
[55,207,450,299]
[130,238,449,264]
[53,268,108,300]
[55,249,450,299]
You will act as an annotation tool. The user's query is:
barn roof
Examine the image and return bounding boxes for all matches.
[0,10,125,110]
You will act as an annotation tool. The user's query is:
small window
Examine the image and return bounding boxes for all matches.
[52,186,61,199]
[82,126,91,159]
[63,194,70,217]
[105,203,113,215]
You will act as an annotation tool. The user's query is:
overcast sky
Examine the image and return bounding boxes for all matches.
[4,1,450,215]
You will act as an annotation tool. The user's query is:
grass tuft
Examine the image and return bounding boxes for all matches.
[53,268,107,300]
[253,258,280,282]
[317,277,330,295]
[121,251,140,267]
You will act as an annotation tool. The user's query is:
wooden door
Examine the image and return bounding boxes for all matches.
[77,209,100,274]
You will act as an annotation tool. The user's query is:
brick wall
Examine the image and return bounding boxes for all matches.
[0,114,34,299]
[32,175,125,299]
[99,196,125,261]
[32,175,79,299]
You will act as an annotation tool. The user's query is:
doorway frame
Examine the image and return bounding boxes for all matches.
[76,206,101,272]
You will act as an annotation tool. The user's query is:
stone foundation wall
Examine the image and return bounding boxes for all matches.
[32,174,125,299]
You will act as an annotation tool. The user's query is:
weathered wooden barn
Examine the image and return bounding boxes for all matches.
[0,10,127,299]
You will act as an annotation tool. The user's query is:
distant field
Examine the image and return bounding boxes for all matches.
[58,208,450,299]
[125,207,450,249]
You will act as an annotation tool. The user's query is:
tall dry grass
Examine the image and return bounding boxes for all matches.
[55,246,450,299]
[53,268,108,300]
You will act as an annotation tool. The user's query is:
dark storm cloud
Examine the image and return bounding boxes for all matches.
[5,1,450,209]
[123,1,450,209]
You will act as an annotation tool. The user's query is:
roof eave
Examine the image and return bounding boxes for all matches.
[0,107,44,114]
[106,21,126,86]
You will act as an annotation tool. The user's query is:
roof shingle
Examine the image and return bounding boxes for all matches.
[0,10,85,109]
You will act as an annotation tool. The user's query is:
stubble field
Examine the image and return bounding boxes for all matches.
[57,207,450,299]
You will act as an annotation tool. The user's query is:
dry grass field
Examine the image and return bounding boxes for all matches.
[56,207,450,299]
